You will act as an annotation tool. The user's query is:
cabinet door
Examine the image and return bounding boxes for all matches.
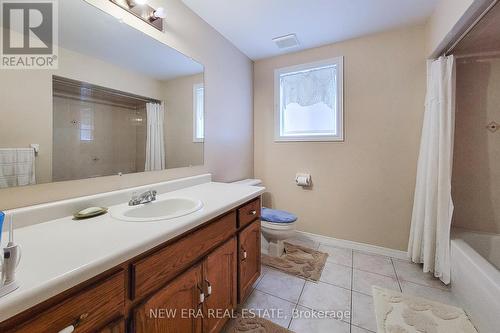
[133,264,203,333]
[238,220,261,303]
[203,237,237,333]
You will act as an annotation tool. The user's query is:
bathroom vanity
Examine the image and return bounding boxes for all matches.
[0,0,263,331]
[0,176,263,333]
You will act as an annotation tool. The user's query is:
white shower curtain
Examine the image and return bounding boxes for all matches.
[145,103,166,171]
[408,56,455,284]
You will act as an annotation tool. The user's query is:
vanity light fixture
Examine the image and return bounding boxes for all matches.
[109,0,164,31]
[152,7,166,19]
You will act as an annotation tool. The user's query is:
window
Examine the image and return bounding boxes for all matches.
[79,108,94,141]
[274,57,344,141]
[193,83,204,142]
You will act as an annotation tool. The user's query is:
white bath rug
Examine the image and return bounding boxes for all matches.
[372,286,478,333]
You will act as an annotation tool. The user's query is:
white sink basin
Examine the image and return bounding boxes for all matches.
[111,197,203,222]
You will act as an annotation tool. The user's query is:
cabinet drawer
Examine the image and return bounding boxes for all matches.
[11,271,125,333]
[132,211,237,300]
[237,198,261,228]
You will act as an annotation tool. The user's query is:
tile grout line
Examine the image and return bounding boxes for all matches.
[351,323,376,333]
[253,286,300,305]
[391,258,403,292]
[315,277,352,292]
[351,266,398,279]
[324,260,354,269]
[288,279,307,329]
[389,260,450,292]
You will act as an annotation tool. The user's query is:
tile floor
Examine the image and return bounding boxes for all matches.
[239,235,459,333]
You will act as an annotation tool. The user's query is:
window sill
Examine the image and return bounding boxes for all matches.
[274,136,344,142]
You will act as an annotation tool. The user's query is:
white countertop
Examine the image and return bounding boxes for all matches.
[0,182,264,322]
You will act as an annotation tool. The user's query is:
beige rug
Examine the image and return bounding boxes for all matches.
[372,286,478,333]
[261,242,328,281]
[223,315,293,333]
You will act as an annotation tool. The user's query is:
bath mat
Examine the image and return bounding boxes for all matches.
[223,315,293,333]
[261,242,328,281]
[372,286,478,333]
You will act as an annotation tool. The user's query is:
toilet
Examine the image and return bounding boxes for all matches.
[233,179,297,257]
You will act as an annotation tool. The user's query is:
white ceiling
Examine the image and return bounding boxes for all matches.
[59,0,203,81]
[182,0,438,60]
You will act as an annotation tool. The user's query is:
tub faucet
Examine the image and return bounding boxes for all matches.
[129,190,157,206]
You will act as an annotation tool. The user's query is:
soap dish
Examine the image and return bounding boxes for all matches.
[73,207,108,220]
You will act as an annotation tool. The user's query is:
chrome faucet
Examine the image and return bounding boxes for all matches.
[129,190,157,206]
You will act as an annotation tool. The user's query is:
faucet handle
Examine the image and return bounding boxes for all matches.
[128,191,139,206]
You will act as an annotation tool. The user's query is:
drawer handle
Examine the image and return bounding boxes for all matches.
[249,210,257,216]
[58,327,74,333]
[205,279,212,297]
[242,249,248,261]
[199,292,205,304]
[58,313,89,333]
[197,284,205,305]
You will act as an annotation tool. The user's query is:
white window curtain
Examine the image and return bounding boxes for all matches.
[145,102,166,171]
[408,55,455,284]
[281,66,336,108]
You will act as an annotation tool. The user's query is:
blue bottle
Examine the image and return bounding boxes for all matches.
[0,211,4,242]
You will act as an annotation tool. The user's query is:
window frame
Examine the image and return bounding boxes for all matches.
[79,107,94,142]
[274,56,344,142]
[192,83,204,143]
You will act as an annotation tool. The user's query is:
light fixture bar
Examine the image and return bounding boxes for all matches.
[109,0,164,31]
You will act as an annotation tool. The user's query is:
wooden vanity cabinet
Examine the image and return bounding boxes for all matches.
[131,212,237,300]
[203,237,238,333]
[0,197,261,333]
[0,270,126,333]
[238,220,261,303]
[237,198,261,229]
[133,264,204,333]
[133,237,238,333]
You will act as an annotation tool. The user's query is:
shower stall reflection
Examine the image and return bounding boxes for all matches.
[52,77,155,181]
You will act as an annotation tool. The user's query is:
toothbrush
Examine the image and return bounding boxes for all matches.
[0,211,4,246]
[2,214,21,285]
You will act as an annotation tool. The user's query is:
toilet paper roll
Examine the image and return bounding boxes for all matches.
[296,174,311,187]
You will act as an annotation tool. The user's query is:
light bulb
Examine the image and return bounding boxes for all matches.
[153,7,166,19]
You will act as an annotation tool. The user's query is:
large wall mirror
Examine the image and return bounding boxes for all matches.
[0,0,204,188]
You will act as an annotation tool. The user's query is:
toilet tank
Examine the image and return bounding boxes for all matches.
[232,179,262,186]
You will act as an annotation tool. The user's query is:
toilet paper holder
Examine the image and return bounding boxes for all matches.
[295,173,312,187]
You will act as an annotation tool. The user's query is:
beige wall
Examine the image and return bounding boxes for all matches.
[0,0,253,210]
[425,0,473,56]
[453,58,500,234]
[164,73,204,168]
[254,26,427,250]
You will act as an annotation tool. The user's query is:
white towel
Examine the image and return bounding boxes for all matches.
[0,148,36,188]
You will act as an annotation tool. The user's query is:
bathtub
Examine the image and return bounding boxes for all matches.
[451,228,500,333]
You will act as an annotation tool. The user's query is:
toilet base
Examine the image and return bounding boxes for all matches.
[268,239,286,257]
[261,227,296,257]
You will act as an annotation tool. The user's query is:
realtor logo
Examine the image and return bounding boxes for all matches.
[1,0,58,69]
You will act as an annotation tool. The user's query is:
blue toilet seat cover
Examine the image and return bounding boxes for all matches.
[261,207,297,224]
